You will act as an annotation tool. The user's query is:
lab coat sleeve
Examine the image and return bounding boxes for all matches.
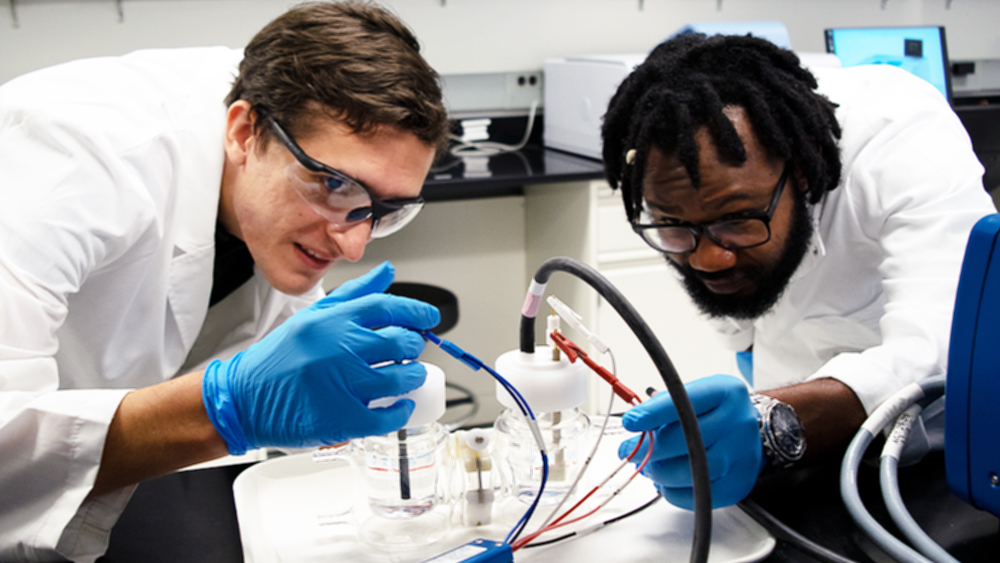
[0,109,157,561]
[0,389,132,562]
[806,72,996,413]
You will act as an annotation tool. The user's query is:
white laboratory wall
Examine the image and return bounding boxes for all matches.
[2,0,1000,85]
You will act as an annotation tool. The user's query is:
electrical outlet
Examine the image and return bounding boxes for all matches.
[440,71,543,117]
[505,71,543,111]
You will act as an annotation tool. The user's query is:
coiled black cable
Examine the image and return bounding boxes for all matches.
[737,499,862,563]
[519,256,712,563]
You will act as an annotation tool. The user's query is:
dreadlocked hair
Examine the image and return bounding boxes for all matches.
[601,33,842,222]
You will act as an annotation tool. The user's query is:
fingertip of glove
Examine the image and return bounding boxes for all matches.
[367,261,396,289]
[395,396,417,413]
[621,411,644,431]
[378,398,416,432]
[617,437,638,460]
[403,368,427,391]
[422,304,442,327]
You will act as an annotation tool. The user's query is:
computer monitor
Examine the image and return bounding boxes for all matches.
[824,26,952,103]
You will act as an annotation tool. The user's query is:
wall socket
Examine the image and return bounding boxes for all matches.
[441,70,545,118]
[505,71,543,112]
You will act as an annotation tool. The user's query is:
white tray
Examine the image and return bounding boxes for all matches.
[233,450,775,563]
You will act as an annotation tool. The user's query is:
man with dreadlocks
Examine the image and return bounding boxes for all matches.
[609,33,994,510]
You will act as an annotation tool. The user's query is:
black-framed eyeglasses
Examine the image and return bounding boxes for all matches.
[632,163,790,254]
[265,114,425,239]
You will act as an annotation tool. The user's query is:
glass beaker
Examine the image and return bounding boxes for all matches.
[494,406,590,505]
[360,421,450,519]
[491,346,591,506]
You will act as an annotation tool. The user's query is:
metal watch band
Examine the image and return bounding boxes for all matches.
[751,393,806,471]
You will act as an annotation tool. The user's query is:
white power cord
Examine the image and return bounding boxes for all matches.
[449,99,539,157]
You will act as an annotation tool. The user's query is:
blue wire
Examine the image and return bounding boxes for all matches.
[506,450,549,544]
[478,359,550,543]
[420,330,549,545]
[482,363,534,419]
[421,331,534,418]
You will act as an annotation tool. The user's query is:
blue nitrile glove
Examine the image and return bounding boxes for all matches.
[202,262,441,455]
[618,374,762,510]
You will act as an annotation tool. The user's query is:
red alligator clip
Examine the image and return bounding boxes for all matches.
[550,331,641,405]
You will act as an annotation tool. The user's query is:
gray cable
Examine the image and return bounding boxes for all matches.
[879,381,958,563]
[880,455,960,563]
[840,379,938,563]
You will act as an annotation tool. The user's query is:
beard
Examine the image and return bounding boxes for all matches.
[668,191,815,320]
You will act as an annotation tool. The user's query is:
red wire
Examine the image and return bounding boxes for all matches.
[511,430,656,551]
[509,330,656,551]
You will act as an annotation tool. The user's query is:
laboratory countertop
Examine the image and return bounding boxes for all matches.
[96,451,997,563]
[421,144,607,202]
[416,105,1000,203]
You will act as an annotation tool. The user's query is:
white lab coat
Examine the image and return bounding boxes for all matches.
[710,64,996,413]
[0,48,321,561]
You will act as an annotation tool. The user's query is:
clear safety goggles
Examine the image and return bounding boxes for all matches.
[267,114,425,239]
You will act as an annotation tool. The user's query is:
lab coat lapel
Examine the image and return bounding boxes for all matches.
[167,245,214,355]
[164,118,226,356]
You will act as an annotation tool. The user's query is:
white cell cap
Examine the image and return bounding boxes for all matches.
[494,346,587,413]
[368,362,446,428]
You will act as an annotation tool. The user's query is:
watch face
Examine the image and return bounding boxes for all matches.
[770,404,806,460]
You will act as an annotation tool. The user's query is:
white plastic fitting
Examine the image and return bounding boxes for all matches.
[368,362,446,428]
[463,428,491,452]
[494,346,587,413]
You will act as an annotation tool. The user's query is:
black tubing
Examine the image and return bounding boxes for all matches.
[738,499,862,563]
[519,256,712,563]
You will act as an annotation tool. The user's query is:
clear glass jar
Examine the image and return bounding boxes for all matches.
[327,421,455,551]
[493,406,591,506]
[356,421,451,519]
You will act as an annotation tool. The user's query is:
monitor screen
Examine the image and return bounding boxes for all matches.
[824,26,952,103]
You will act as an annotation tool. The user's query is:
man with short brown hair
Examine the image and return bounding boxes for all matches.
[0,2,448,560]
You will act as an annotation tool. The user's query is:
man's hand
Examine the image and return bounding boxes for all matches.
[201,261,441,454]
[618,374,762,509]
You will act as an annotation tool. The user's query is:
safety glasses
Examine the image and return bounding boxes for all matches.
[265,114,424,239]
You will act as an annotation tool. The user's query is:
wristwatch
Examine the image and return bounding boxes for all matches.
[750,393,806,471]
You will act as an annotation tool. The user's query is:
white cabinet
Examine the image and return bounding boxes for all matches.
[525,180,736,414]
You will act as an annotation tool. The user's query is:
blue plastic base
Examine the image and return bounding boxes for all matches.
[419,539,513,563]
[946,213,1000,518]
